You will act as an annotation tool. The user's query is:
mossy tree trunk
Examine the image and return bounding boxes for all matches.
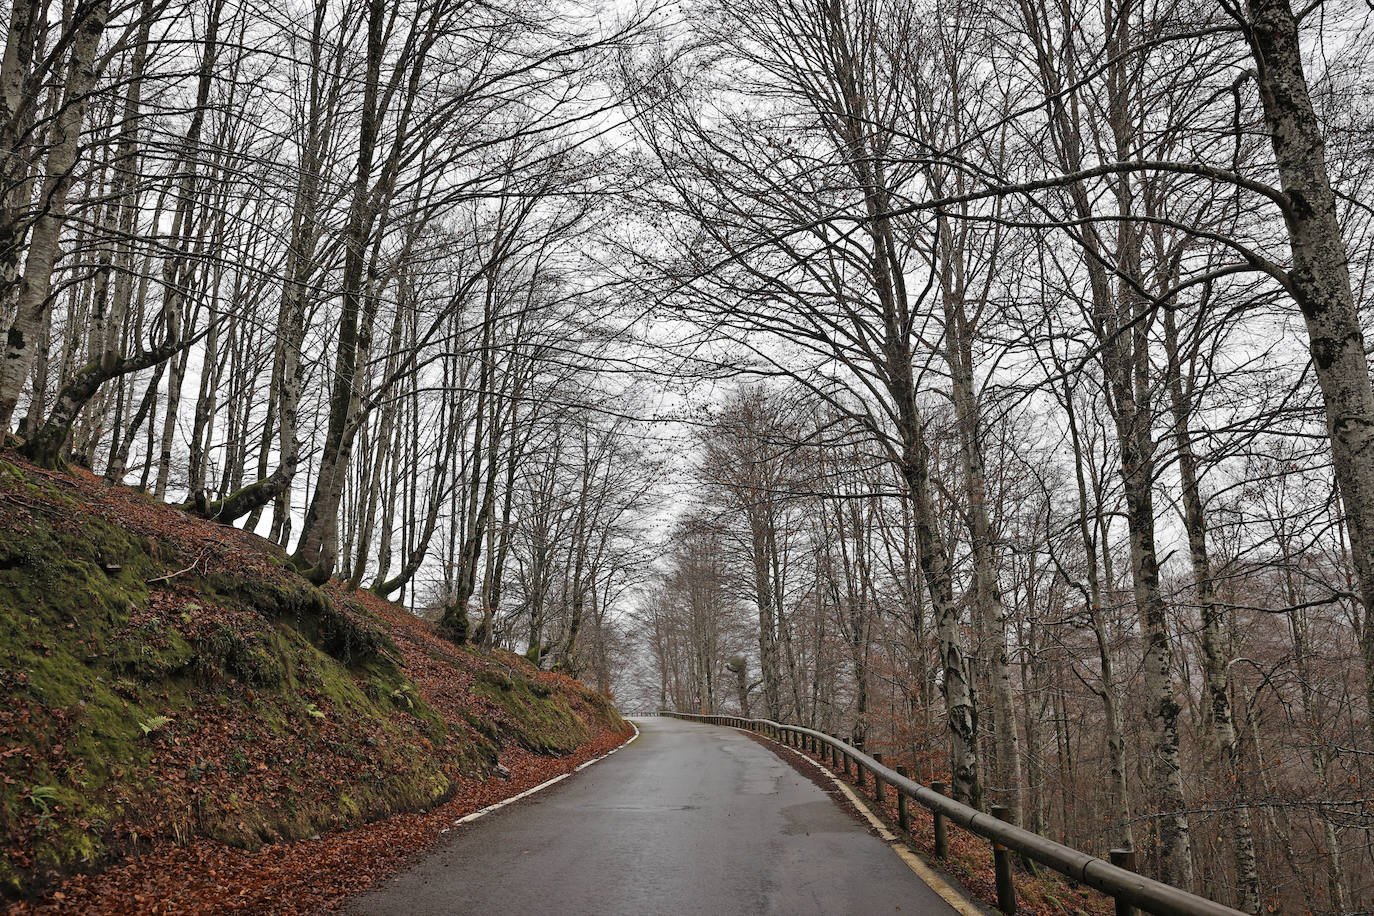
[22,340,186,470]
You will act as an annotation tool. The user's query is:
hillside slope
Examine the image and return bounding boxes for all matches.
[0,455,627,909]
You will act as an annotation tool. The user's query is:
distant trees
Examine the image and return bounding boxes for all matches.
[697,389,803,722]
[626,0,1374,910]
[7,0,1374,907]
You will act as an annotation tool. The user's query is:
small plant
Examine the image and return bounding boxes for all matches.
[304,702,326,719]
[228,747,249,775]
[27,785,60,812]
[138,715,172,737]
[27,785,61,833]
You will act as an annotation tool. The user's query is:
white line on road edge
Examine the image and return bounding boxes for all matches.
[745,727,983,916]
[445,720,641,830]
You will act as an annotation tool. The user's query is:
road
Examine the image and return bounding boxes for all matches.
[346,716,962,915]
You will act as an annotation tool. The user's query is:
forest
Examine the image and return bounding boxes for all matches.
[1,0,1372,909]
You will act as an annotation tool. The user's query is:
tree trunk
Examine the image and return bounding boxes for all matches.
[0,0,111,432]
[22,337,184,469]
[941,248,1022,819]
[293,0,388,577]
[1162,307,1259,911]
[1244,0,1374,750]
[0,0,43,333]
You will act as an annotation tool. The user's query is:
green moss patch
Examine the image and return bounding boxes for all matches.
[0,458,624,902]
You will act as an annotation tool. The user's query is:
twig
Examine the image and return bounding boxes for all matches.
[147,553,204,584]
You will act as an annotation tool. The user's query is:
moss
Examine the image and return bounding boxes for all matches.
[476,667,514,690]
[189,620,284,686]
[200,572,396,669]
[474,670,590,755]
[0,459,624,901]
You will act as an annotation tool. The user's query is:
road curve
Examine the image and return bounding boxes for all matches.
[346,716,961,915]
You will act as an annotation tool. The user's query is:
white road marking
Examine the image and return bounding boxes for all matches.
[450,720,641,827]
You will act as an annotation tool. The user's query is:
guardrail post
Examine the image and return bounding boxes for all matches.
[931,781,948,857]
[991,805,1017,915]
[895,765,910,831]
[1109,849,1137,916]
[873,753,885,805]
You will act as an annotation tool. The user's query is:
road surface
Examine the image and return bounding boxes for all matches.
[346,716,962,915]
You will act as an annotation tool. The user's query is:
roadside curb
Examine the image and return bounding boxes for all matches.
[745,726,986,916]
[446,720,641,829]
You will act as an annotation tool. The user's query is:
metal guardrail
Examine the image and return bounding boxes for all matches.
[658,711,1247,916]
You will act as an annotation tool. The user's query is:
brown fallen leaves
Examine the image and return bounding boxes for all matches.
[4,725,630,916]
[0,453,632,914]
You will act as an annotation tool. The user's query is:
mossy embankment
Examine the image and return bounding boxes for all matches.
[0,455,625,902]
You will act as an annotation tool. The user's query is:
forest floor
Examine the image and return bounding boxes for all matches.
[0,451,631,914]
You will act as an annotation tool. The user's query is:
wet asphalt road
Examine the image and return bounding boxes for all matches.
[345,716,959,915]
